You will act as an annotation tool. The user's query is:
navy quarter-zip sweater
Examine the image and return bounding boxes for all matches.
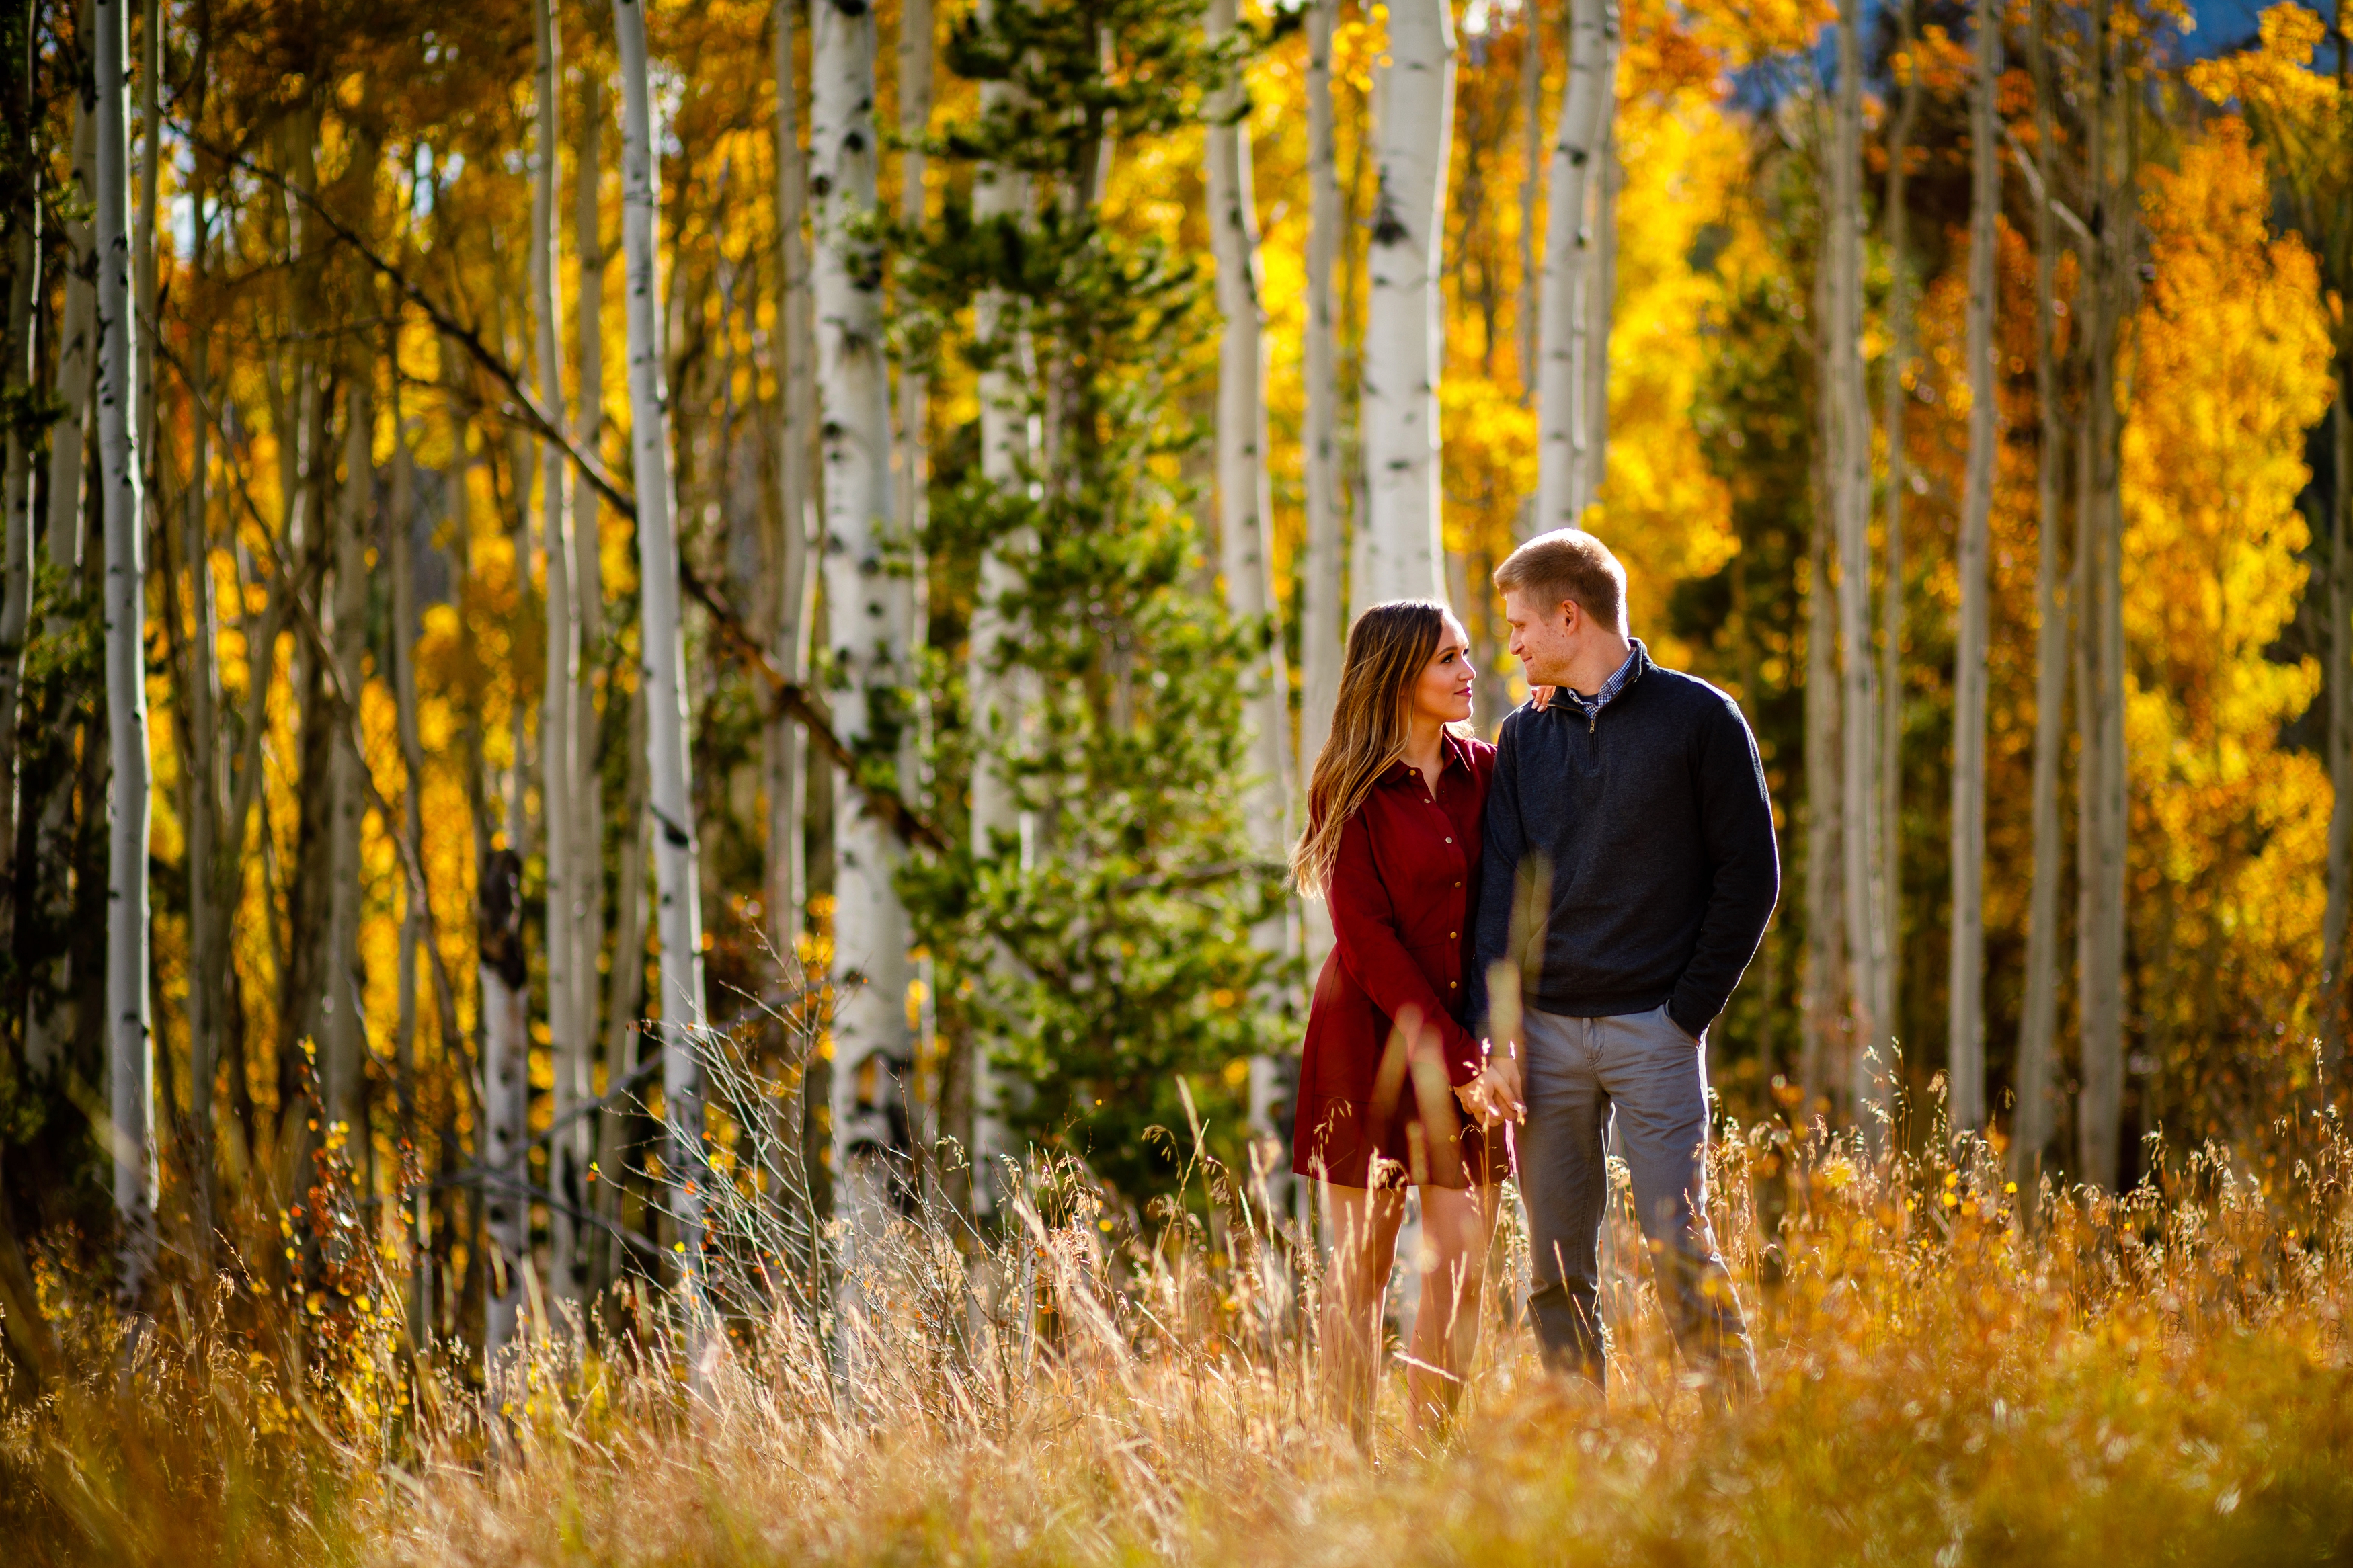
[1468,641,1780,1040]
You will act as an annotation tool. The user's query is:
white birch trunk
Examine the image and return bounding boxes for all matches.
[1358,0,1451,610]
[1583,112,1618,506]
[1830,0,1885,1123]
[813,0,913,1198]
[1299,0,1343,973]
[573,73,608,1216]
[2014,0,2065,1178]
[1207,0,1294,1155]
[1945,0,1998,1133]
[325,382,369,1137]
[963,36,1030,1215]
[532,0,584,1304]
[614,0,710,1278]
[95,0,152,1309]
[1531,0,1612,533]
[768,0,816,972]
[480,852,529,1356]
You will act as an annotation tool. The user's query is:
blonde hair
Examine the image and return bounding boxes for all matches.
[1493,528,1628,635]
[1291,600,1455,899]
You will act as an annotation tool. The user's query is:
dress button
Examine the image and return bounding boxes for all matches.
[1444,837,1453,844]
[1449,932,1457,940]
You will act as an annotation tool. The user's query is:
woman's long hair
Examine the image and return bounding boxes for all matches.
[1290,600,1454,899]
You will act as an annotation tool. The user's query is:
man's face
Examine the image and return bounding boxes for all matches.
[1501,587,1579,688]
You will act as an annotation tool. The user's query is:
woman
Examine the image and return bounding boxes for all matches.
[1291,600,1510,1443]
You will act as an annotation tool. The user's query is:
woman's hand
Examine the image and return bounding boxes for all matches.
[1455,1057,1526,1126]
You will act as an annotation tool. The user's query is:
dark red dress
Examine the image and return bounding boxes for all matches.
[1292,731,1506,1191]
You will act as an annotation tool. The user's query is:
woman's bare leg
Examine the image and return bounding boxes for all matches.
[1406,1182,1504,1436]
[1318,1182,1406,1447]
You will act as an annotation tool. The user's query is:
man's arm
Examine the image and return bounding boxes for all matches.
[1667,697,1781,1038]
[1466,713,1525,1041]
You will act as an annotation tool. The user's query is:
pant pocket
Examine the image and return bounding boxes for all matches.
[1657,1003,1703,1047]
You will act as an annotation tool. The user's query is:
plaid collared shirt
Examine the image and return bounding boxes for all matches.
[1556,644,1640,725]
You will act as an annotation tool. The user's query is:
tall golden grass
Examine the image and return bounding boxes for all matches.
[6,1095,2350,1566]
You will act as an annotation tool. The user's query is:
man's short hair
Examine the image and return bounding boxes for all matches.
[1493,529,1628,635]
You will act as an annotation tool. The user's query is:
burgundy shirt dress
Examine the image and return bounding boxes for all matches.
[1291,731,1507,1191]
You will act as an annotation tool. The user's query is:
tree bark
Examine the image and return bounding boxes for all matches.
[479,848,528,1356]
[1582,109,1618,507]
[95,0,153,1311]
[1830,0,1884,1122]
[614,0,710,1280]
[1946,0,1999,1132]
[1299,0,1343,974]
[1531,0,1611,533]
[768,0,815,973]
[1359,0,1452,608]
[324,378,370,1141]
[1803,285,1843,1117]
[2015,0,2065,1180]
[1878,0,1920,1084]
[532,0,584,1306]
[572,74,608,1253]
[813,0,913,1201]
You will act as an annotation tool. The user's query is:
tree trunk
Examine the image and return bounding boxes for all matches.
[615,0,710,1279]
[1946,0,1999,1133]
[324,379,370,1141]
[2077,0,2128,1187]
[1358,0,1452,608]
[1299,0,1343,974]
[573,73,608,1253]
[1516,0,1540,418]
[1207,0,1295,1164]
[479,848,528,1356]
[95,0,152,1311]
[767,0,815,973]
[2015,0,2065,1181]
[600,682,649,1288]
[1531,0,1611,533]
[532,0,584,1307]
[389,395,424,1163]
[1582,108,1618,507]
[1830,0,1884,1122]
[898,0,935,1168]
[1878,0,1919,1087]
[1802,324,1843,1117]
[813,0,913,1204]
[2329,383,2351,1078]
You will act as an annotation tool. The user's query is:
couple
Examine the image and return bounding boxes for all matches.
[1289,528,1779,1438]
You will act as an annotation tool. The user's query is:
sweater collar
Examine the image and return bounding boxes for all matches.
[1554,640,1650,721]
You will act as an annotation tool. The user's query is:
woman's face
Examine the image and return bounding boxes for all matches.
[1408,614,1476,727]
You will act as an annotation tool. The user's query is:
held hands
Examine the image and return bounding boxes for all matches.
[1454,1044,1527,1128]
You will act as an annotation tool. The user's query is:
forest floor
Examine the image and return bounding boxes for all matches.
[6,1114,2352,1567]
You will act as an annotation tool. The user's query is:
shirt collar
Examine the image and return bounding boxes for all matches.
[1386,729,1472,785]
[1558,641,1644,720]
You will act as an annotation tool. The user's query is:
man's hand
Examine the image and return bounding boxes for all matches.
[1455,1054,1527,1127]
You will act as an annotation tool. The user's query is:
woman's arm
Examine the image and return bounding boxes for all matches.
[1328,810,1484,1086]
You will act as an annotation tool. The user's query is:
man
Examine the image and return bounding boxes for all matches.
[1461,528,1777,1396]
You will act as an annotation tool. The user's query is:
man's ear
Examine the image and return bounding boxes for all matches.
[1558,597,1581,634]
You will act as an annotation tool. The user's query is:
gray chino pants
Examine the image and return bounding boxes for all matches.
[1517,1004,1757,1395]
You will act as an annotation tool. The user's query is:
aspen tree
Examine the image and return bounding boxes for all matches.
[1829,0,1884,1120]
[1298,0,1341,973]
[479,849,528,1355]
[813,0,914,1197]
[1946,0,1999,1131]
[768,0,815,970]
[325,379,369,1139]
[1532,0,1611,532]
[1802,253,1843,1111]
[1206,0,1291,1153]
[614,0,711,1271]
[532,0,584,1302]
[573,76,609,1239]
[94,0,151,1309]
[2077,0,2128,1186]
[1358,0,1451,608]
[1878,0,1920,1059]
[2015,0,2065,1179]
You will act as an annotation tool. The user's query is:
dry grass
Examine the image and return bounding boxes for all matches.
[7,1106,2351,1567]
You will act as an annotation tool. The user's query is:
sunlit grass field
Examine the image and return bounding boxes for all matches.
[7,1104,2350,1566]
